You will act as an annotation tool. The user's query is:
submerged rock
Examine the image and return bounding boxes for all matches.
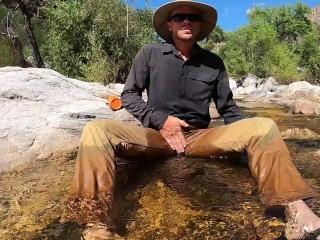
[281,128,320,140]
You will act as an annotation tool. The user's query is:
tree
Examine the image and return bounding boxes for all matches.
[45,0,156,84]
[298,27,320,83]
[0,0,45,67]
[199,25,225,52]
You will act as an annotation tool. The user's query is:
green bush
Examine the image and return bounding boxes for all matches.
[0,36,20,66]
[43,0,157,85]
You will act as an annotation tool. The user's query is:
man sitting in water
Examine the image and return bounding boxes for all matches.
[67,0,320,239]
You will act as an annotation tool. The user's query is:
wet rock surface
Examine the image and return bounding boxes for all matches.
[0,104,319,240]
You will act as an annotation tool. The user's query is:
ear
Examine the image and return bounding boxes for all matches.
[166,22,172,31]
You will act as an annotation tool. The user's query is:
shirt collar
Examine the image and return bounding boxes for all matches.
[162,42,204,57]
[162,42,177,54]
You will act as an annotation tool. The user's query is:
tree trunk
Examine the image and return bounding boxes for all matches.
[16,0,45,68]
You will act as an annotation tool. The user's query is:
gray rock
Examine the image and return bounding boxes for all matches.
[242,74,259,88]
[229,78,238,90]
[0,67,132,173]
[234,77,320,116]
[289,99,320,115]
[257,77,279,92]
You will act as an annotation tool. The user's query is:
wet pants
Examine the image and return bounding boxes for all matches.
[70,117,316,206]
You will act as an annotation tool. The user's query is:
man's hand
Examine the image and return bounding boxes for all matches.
[159,116,189,153]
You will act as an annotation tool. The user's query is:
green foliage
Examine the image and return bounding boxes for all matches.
[298,26,320,84]
[220,2,318,84]
[44,0,89,78]
[43,0,157,84]
[199,25,226,51]
[219,29,250,78]
[0,36,20,66]
[269,43,302,83]
[1,1,319,85]
[248,2,311,45]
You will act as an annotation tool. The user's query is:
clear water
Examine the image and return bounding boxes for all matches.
[0,104,319,239]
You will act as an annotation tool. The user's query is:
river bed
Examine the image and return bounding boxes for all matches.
[0,103,319,239]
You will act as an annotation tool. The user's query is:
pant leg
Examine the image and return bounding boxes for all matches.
[185,117,317,206]
[70,119,174,199]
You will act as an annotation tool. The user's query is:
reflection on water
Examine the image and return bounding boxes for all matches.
[238,102,320,134]
[0,105,319,239]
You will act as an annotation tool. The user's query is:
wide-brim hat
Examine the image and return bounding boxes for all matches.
[153,0,218,42]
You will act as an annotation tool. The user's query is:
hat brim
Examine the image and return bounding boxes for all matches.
[153,1,218,42]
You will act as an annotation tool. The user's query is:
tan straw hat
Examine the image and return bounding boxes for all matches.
[153,0,218,42]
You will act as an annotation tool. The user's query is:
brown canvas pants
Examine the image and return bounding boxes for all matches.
[70,117,316,207]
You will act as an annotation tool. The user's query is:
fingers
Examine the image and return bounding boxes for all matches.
[165,132,186,153]
[177,131,186,148]
[171,134,185,153]
[177,119,189,128]
[159,116,188,153]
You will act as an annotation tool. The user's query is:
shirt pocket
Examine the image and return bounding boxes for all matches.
[187,72,215,101]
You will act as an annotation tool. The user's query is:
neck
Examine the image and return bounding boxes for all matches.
[173,39,196,59]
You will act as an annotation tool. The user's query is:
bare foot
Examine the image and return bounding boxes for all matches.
[285,200,320,240]
[83,223,123,240]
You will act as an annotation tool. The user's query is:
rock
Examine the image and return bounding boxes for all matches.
[289,99,320,115]
[293,88,320,103]
[281,128,320,140]
[235,78,320,116]
[313,150,320,159]
[285,81,313,96]
[0,67,132,173]
[106,83,125,96]
[244,85,257,95]
[229,78,237,90]
[257,77,279,92]
[242,74,259,88]
[232,87,245,96]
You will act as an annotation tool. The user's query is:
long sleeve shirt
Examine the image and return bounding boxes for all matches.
[121,42,242,130]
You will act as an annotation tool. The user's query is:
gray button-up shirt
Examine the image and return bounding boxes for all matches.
[121,42,241,130]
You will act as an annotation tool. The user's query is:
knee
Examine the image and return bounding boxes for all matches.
[249,117,279,135]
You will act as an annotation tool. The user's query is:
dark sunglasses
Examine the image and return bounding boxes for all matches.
[169,13,202,22]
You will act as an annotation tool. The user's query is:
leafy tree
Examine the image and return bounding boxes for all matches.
[200,25,225,51]
[219,27,251,78]
[44,0,90,77]
[44,0,156,84]
[269,43,302,83]
[0,0,45,67]
[298,26,320,84]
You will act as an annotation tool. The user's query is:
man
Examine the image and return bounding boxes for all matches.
[68,1,320,239]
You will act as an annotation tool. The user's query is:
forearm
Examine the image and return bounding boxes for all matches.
[121,90,168,130]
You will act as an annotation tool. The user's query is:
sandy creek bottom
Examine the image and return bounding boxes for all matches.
[0,104,319,240]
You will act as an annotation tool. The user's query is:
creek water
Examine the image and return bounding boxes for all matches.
[0,103,319,240]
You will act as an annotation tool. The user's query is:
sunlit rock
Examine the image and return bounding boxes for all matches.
[0,67,132,173]
[281,128,320,140]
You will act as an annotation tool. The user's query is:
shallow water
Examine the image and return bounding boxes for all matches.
[0,104,319,239]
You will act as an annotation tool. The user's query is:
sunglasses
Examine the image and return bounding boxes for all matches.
[169,13,202,22]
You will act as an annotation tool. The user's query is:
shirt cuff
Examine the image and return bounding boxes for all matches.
[150,111,169,130]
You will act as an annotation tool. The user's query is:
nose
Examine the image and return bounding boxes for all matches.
[182,19,191,25]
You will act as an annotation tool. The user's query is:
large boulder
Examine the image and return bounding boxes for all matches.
[0,67,134,173]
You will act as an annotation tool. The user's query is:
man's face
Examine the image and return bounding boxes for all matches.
[166,6,202,42]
